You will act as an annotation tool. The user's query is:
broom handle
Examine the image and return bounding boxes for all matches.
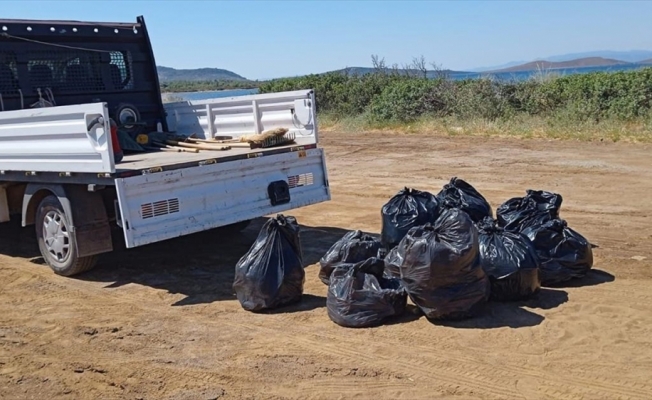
[187,137,239,144]
[151,141,200,153]
[166,140,232,151]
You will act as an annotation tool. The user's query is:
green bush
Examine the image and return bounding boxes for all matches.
[258,67,652,124]
[367,79,440,122]
[447,78,516,120]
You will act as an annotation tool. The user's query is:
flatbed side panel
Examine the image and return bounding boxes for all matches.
[0,103,115,174]
[115,148,330,248]
[163,89,317,141]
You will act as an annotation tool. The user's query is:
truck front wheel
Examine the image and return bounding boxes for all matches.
[35,195,98,276]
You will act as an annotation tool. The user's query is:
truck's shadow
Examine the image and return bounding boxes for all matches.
[88,217,357,307]
[0,217,44,260]
[0,217,613,328]
[0,216,354,308]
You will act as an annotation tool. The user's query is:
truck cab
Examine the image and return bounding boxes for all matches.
[0,16,330,276]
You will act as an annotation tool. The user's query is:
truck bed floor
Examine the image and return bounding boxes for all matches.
[115,137,315,173]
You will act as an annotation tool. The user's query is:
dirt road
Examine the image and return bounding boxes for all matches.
[2,131,652,400]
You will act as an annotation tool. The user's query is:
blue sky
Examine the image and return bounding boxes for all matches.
[3,1,652,79]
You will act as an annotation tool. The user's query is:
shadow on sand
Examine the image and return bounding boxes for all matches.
[0,216,354,308]
[544,269,615,289]
[427,287,569,329]
[254,294,327,315]
[0,216,614,329]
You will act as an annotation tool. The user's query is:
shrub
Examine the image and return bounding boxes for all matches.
[367,79,441,122]
[258,67,652,124]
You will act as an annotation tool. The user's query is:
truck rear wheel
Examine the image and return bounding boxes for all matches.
[35,195,98,276]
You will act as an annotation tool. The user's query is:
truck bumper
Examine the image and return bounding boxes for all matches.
[114,147,330,248]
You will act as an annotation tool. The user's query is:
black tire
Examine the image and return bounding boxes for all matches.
[35,195,98,276]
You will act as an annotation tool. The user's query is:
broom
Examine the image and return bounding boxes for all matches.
[187,127,294,149]
[239,127,289,143]
[200,127,289,144]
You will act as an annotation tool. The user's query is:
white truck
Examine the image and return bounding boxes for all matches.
[0,16,330,276]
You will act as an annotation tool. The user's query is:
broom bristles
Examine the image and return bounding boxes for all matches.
[240,127,289,144]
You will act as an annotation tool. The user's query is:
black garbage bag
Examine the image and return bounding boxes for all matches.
[476,217,541,301]
[233,214,305,312]
[436,177,492,223]
[396,208,490,320]
[383,246,403,279]
[380,187,440,250]
[319,230,382,285]
[376,246,389,260]
[526,190,563,216]
[327,257,407,328]
[496,190,563,233]
[522,219,593,286]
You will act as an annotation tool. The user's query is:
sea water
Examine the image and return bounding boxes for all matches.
[168,63,651,101]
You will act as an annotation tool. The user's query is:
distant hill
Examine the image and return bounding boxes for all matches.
[489,57,630,73]
[157,66,248,82]
[544,50,652,64]
[468,61,526,72]
[327,66,469,78]
[640,58,652,64]
[471,50,652,72]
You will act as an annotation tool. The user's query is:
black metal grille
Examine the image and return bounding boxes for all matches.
[109,51,132,90]
[23,49,133,92]
[26,50,105,92]
[0,51,18,93]
[0,16,163,128]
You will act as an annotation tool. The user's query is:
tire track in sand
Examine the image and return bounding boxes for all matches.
[290,328,651,400]
[11,264,650,400]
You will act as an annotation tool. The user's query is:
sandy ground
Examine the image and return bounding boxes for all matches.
[1,131,652,400]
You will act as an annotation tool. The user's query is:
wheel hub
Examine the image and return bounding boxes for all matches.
[42,210,70,262]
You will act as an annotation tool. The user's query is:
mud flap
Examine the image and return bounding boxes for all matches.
[64,185,113,258]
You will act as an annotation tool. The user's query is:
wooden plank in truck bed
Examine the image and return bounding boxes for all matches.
[114,136,316,175]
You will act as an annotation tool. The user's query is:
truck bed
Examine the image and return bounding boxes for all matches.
[0,89,318,178]
[115,136,315,174]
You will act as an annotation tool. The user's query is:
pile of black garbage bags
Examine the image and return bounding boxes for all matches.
[232,177,593,329]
